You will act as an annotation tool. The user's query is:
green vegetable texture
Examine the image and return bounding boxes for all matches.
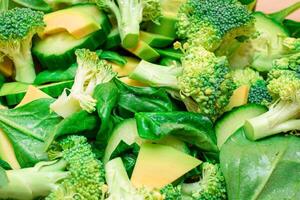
[0,8,45,83]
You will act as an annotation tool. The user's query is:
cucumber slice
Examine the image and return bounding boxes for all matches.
[104,118,189,164]
[104,28,121,49]
[33,4,111,70]
[215,104,267,149]
[0,81,74,106]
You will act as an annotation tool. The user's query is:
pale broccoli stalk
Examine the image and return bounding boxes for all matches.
[0,8,44,83]
[244,67,300,141]
[96,0,161,48]
[0,0,9,12]
[50,49,116,118]
[130,42,236,120]
[0,136,106,200]
[181,162,227,200]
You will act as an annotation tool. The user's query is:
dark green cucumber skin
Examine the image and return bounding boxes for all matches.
[1,81,74,106]
[104,28,121,50]
[33,5,112,70]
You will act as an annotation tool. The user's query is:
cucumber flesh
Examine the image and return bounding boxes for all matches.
[215,104,267,149]
[104,118,190,164]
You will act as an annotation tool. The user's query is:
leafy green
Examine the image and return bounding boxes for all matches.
[135,112,219,153]
[220,128,300,200]
[0,99,62,167]
[96,50,127,66]
[0,159,11,170]
[0,74,4,89]
[0,166,8,188]
[284,19,300,38]
[12,0,52,12]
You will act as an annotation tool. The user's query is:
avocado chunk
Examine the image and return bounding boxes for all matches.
[111,56,140,77]
[225,85,249,111]
[131,143,201,189]
[126,40,160,62]
[140,31,174,48]
[16,85,52,108]
[0,129,20,170]
[0,57,13,77]
[146,16,178,39]
[41,4,102,39]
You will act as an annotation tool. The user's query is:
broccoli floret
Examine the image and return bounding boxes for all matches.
[0,8,45,83]
[130,43,236,120]
[248,79,273,106]
[160,184,182,200]
[96,0,161,48]
[244,65,300,140]
[0,135,106,200]
[50,49,116,118]
[177,0,254,52]
[231,68,263,87]
[181,162,227,200]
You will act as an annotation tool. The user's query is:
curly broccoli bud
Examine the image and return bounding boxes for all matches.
[46,135,106,200]
[160,184,182,200]
[0,8,45,83]
[0,135,106,200]
[245,67,300,140]
[248,79,273,106]
[130,43,236,120]
[50,49,116,118]
[96,0,161,48]
[181,162,227,200]
[231,68,263,87]
[177,0,254,52]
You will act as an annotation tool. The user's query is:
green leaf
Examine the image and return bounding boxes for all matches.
[135,112,219,153]
[0,159,11,170]
[96,50,127,66]
[0,74,4,89]
[284,19,300,38]
[34,64,77,85]
[0,166,8,188]
[220,128,300,200]
[12,0,52,12]
[0,99,62,167]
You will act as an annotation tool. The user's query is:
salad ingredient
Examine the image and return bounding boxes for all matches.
[131,44,236,120]
[177,0,254,52]
[0,57,13,77]
[231,68,262,87]
[0,0,8,12]
[181,162,227,200]
[111,56,139,77]
[33,4,111,70]
[104,27,121,49]
[0,135,106,200]
[0,99,61,167]
[146,16,178,39]
[96,0,161,48]
[135,112,219,154]
[125,40,160,62]
[119,77,145,87]
[215,104,267,148]
[0,129,20,169]
[225,85,250,111]
[248,79,273,106]
[140,31,174,48]
[131,143,201,188]
[12,0,52,12]
[0,8,45,83]
[41,4,101,39]
[155,48,183,60]
[284,19,300,38]
[51,49,116,118]
[0,81,73,106]
[16,85,51,107]
[220,128,300,200]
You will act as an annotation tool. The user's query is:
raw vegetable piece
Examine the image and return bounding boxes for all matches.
[0,56,13,77]
[146,16,178,39]
[135,112,219,153]
[0,81,74,106]
[50,49,116,118]
[225,85,250,111]
[125,40,160,62]
[119,77,146,87]
[0,99,62,167]
[284,19,300,38]
[96,0,162,48]
[0,8,45,83]
[140,31,174,48]
[96,49,127,66]
[0,0,9,12]
[12,0,52,12]
[215,104,267,149]
[40,4,101,39]
[0,129,21,169]
[16,85,51,107]
[104,27,121,49]
[155,48,183,60]
[0,73,4,89]
[131,143,201,189]
[111,56,139,76]
[160,0,185,17]
[220,128,300,200]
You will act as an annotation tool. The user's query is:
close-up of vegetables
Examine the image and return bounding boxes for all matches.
[0,0,299,199]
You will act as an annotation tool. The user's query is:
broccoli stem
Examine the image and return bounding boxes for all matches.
[0,0,9,12]
[13,50,36,83]
[269,1,300,23]
[244,100,300,140]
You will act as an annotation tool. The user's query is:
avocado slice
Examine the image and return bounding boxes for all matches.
[126,40,160,62]
[146,16,178,39]
[140,31,174,48]
[131,143,201,189]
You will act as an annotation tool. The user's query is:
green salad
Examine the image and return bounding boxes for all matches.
[0,0,300,199]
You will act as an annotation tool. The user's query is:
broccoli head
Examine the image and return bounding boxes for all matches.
[177,0,254,52]
[0,8,45,83]
[50,49,116,118]
[130,43,236,120]
[181,162,227,200]
[248,79,273,106]
[244,63,300,140]
[0,135,106,200]
[231,68,262,87]
[96,0,161,48]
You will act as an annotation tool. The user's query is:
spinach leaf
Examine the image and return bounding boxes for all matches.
[284,19,300,38]
[34,64,77,85]
[115,79,177,115]
[96,50,127,66]
[0,159,11,170]
[0,99,62,167]
[220,128,300,200]
[12,0,52,12]
[0,166,8,188]
[135,112,219,153]
[0,74,4,89]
